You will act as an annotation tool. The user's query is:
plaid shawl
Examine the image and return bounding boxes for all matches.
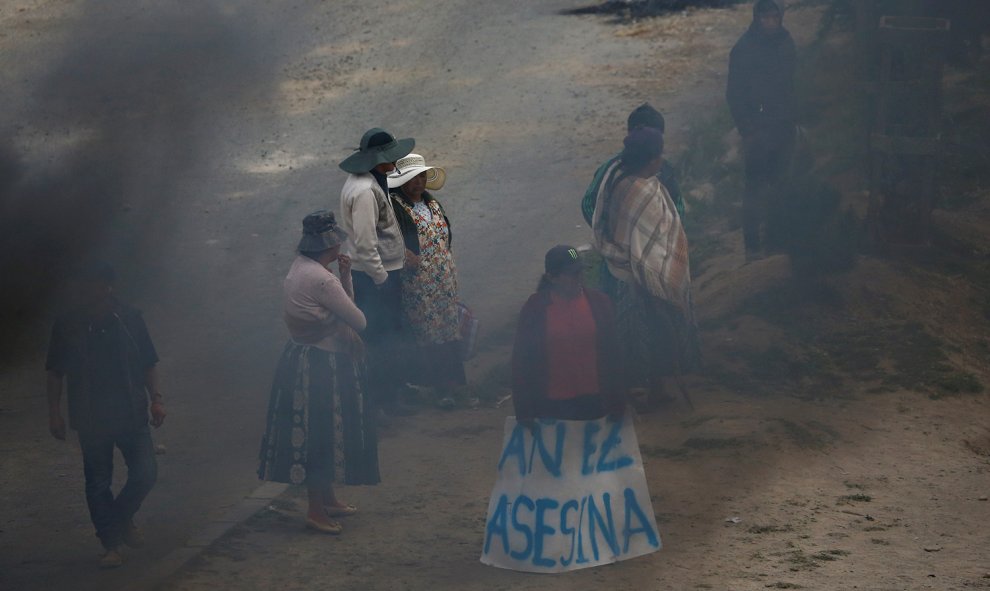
[592,159,692,314]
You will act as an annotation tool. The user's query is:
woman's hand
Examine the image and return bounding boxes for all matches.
[337,254,352,277]
[404,249,420,270]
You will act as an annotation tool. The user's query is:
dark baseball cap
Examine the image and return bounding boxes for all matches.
[545,245,582,275]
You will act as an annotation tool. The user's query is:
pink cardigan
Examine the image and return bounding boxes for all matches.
[283,256,366,352]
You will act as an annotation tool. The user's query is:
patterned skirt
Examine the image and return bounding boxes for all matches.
[257,342,379,487]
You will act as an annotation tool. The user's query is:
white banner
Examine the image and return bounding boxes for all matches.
[480,413,661,573]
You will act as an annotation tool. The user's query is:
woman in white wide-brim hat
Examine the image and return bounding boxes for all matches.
[387,154,465,408]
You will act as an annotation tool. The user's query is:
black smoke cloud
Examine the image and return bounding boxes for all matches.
[0,2,302,359]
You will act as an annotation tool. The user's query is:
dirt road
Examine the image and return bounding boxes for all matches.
[1,1,987,590]
[0,0,742,588]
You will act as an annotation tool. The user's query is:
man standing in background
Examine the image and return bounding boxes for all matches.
[46,262,166,569]
[338,128,417,416]
[726,0,797,261]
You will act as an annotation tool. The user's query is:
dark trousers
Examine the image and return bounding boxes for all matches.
[742,125,795,253]
[352,270,407,409]
[412,341,467,389]
[78,426,158,549]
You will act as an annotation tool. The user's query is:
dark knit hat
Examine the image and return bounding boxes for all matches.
[627,102,665,133]
[754,0,782,17]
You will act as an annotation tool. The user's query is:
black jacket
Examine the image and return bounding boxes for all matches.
[390,191,453,255]
[46,299,159,432]
[726,0,796,137]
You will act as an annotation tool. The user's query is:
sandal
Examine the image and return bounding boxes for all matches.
[306,516,343,534]
[324,503,358,517]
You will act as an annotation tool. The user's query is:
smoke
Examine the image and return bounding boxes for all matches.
[0,2,298,358]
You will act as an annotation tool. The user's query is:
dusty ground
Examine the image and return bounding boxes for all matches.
[1,1,988,590]
[163,391,990,591]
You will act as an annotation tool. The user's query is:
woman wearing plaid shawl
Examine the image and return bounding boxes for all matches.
[591,127,699,410]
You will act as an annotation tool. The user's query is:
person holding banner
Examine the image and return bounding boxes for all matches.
[485,248,660,572]
[257,211,379,535]
[510,245,626,425]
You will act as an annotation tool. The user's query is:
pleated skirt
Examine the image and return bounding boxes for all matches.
[257,342,379,487]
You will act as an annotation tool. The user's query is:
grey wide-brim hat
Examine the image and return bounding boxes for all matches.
[298,210,348,252]
[339,127,415,174]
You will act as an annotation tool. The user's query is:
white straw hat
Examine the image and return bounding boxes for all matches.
[387,153,446,190]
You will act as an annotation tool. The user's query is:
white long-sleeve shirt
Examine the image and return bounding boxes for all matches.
[339,173,405,284]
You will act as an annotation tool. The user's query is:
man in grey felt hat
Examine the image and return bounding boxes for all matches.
[339,127,417,416]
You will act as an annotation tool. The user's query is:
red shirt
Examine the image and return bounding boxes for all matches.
[545,291,600,400]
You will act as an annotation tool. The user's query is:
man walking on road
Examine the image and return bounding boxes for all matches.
[46,262,166,569]
[338,127,417,416]
[726,0,797,261]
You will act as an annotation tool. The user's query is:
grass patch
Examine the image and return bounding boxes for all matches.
[677,108,736,194]
[735,281,846,325]
[784,318,975,397]
[712,303,978,399]
[837,322,985,397]
[679,414,717,429]
[784,550,821,571]
[929,371,984,397]
[870,538,890,545]
[812,549,850,562]
[739,346,816,384]
[772,418,837,450]
[837,494,872,505]
[748,524,794,534]
[765,584,803,590]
